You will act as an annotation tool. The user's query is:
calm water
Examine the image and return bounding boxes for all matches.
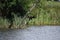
[0,26,60,40]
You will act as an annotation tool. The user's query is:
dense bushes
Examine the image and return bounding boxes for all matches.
[0,0,36,28]
[0,0,60,28]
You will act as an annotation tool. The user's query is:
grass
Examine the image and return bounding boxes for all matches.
[28,1,60,25]
[0,17,9,28]
[0,1,60,29]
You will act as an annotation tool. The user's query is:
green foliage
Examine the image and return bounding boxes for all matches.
[28,1,60,25]
[0,0,60,28]
[0,17,9,28]
[0,0,36,28]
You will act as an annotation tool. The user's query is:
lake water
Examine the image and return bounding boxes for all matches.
[0,26,60,40]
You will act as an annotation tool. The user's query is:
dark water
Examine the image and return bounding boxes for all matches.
[0,26,60,40]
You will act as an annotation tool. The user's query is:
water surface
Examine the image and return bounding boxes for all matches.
[0,26,60,40]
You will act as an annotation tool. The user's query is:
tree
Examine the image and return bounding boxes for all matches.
[0,0,26,28]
